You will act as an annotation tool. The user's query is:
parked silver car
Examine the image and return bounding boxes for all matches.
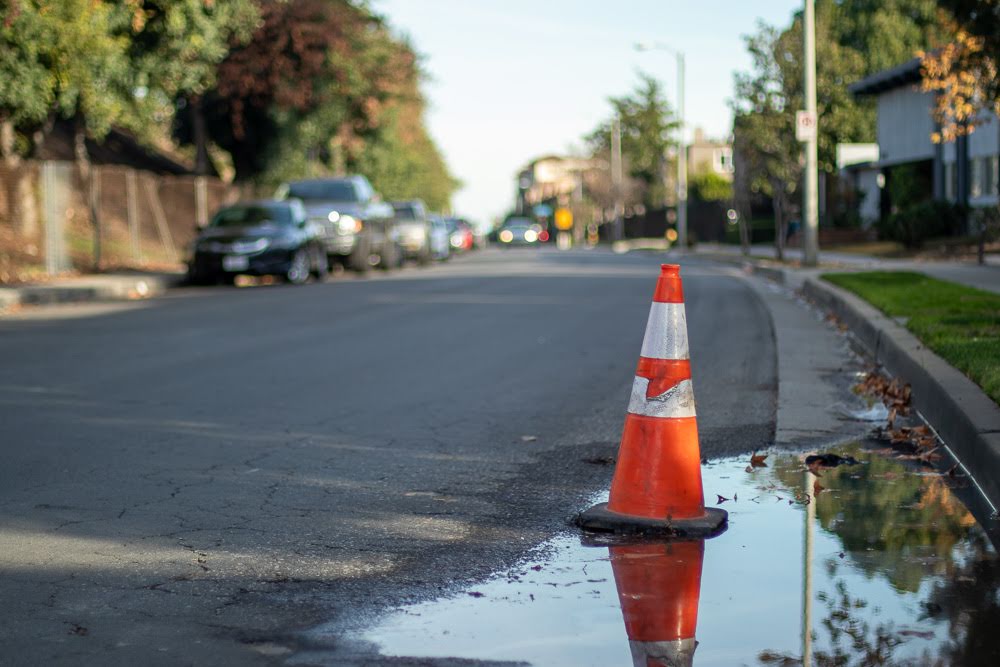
[390,200,432,265]
[277,176,398,273]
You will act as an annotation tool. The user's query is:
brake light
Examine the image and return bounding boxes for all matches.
[539,230,550,242]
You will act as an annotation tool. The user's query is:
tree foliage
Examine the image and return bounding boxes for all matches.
[587,73,678,209]
[0,0,134,147]
[729,0,947,254]
[0,0,457,209]
[920,16,1000,142]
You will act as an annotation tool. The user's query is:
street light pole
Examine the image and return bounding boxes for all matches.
[611,115,624,242]
[635,42,687,250]
[803,0,819,266]
[676,52,687,250]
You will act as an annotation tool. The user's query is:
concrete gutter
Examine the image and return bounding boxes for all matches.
[699,250,1000,509]
[0,272,184,313]
[802,277,1000,509]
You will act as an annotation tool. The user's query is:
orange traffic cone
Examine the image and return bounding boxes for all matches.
[610,540,705,666]
[577,264,727,536]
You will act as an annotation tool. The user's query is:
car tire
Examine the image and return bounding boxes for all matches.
[285,248,311,285]
[417,245,432,266]
[378,242,399,272]
[347,238,369,274]
[310,246,329,281]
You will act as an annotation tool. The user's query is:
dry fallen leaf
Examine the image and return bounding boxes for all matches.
[750,452,768,468]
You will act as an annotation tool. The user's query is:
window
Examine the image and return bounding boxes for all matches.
[971,157,983,198]
[714,148,734,174]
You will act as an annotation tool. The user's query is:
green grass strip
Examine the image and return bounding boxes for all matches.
[822,271,1000,405]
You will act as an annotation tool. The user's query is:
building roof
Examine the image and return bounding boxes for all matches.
[848,57,922,97]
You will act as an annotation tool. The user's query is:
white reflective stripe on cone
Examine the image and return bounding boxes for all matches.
[640,302,690,361]
[627,377,697,419]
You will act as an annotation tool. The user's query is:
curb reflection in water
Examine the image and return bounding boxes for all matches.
[349,443,1000,665]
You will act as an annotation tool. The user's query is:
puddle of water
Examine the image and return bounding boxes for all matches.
[338,443,1000,665]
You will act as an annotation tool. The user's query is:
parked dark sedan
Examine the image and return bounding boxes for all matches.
[187,200,327,285]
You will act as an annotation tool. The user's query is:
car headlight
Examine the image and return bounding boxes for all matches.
[499,230,513,243]
[523,230,537,243]
[338,214,362,234]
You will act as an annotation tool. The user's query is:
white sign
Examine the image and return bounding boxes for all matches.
[796,110,817,142]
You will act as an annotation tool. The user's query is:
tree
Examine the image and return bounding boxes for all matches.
[731,23,802,260]
[933,0,1000,104]
[730,0,948,258]
[127,0,259,174]
[198,0,410,183]
[0,0,134,157]
[919,22,998,142]
[587,73,679,210]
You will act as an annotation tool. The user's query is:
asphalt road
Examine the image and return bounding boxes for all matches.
[0,248,803,665]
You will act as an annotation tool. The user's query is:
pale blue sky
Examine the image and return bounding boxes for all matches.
[375,0,802,221]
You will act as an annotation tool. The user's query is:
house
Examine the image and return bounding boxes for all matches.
[687,127,733,181]
[516,155,596,213]
[849,57,999,229]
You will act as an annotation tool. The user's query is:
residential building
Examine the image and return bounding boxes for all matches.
[687,127,733,180]
[849,58,1000,229]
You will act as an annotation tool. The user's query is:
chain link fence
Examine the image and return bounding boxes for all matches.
[0,161,240,282]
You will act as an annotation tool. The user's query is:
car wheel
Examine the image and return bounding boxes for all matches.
[347,238,369,274]
[285,248,311,285]
[310,246,329,281]
[186,268,210,286]
[378,242,399,271]
[417,246,432,266]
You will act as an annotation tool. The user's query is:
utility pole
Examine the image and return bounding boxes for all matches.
[676,52,688,250]
[802,0,819,266]
[611,115,624,242]
[635,42,687,250]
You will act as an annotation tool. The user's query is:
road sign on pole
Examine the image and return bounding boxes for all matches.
[795,110,817,143]
[802,0,820,267]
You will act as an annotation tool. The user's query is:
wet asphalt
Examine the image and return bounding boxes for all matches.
[0,248,822,665]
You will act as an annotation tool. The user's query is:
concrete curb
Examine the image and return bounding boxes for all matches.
[801,277,1000,507]
[0,273,184,313]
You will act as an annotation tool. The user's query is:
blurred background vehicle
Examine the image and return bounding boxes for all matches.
[390,200,433,265]
[496,217,544,247]
[277,176,398,273]
[428,215,452,261]
[187,200,326,285]
[446,217,474,253]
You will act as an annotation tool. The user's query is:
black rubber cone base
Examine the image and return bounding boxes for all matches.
[575,503,728,539]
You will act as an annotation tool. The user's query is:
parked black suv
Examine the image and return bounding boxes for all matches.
[277,176,399,273]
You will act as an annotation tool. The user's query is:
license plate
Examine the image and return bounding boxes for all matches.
[222,255,249,272]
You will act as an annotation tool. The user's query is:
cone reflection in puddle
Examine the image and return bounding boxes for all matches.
[610,540,704,667]
[340,444,1000,665]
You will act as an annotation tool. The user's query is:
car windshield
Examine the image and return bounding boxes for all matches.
[211,205,292,227]
[393,204,419,220]
[504,221,531,230]
[287,180,359,202]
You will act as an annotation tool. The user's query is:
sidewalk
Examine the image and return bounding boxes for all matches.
[0,271,184,313]
[696,241,1000,294]
[693,242,1000,509]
